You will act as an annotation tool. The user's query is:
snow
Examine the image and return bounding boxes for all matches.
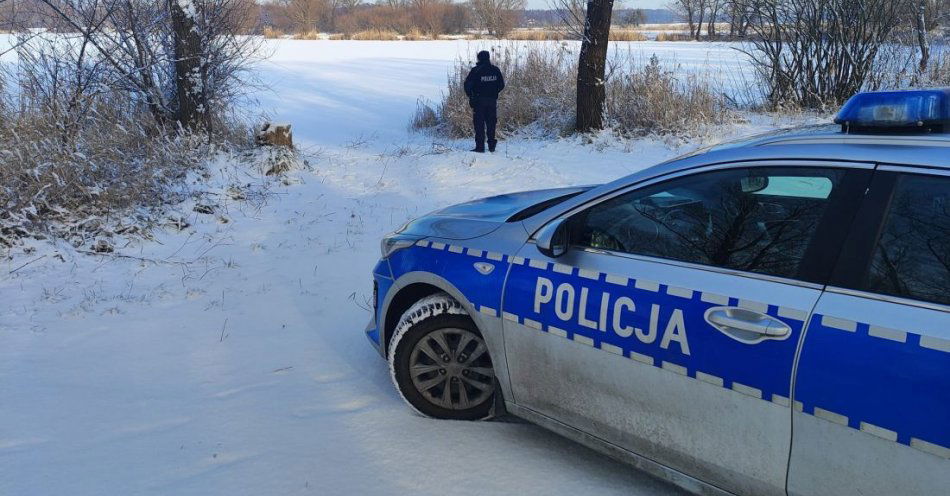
[1,40,808,495]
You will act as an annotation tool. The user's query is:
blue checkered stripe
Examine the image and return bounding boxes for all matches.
[500,254,804,403]
[796,314,950,459]
[407,241,950,459]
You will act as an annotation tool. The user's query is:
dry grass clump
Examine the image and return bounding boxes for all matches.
[868,49,950,90]
[293,30,321,40]
[263,26,284,39]
[655,32,694,42]
[350,29,400,40]
[404,29,431,40]
[410,99,440,129]
[418,45,736,140]
[609,30,647,42]
[0,101,253,248]
[642,23,692,31]
[606,54,734,136]
[0,10,265,251]
[507,29,569,41]
[436,45,576,138]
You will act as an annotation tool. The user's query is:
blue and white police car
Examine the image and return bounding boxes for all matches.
[365,89,950,496]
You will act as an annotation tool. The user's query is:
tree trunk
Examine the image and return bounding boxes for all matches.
[916,0,930,72]
[575,0,615,133]
[169,0,207,131]
[695,6,705,40]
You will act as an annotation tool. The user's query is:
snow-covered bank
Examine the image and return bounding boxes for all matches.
[2,39,803,495]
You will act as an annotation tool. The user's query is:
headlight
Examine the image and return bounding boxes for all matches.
[380,234,421,259]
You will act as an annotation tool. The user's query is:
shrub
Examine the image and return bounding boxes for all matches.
[404,28,430,41]
[609,30,647,42]
[507,29,569,41]
[0,1,262,249]
[606,55,735,136]
[263,26,285,39]
[0,92,254,248]
[655,32,693,42]
[424,45,736,140]
[293,30,321,40]
[411,99,440,129]
[438,45,577,138]
[350,29,401,40]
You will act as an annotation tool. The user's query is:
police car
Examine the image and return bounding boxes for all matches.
[364,89,950,496]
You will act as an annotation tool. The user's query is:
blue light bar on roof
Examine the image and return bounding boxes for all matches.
[835,88,950,133]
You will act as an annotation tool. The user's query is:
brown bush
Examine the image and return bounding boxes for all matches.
[404,28,430,40]
[609,30,648,42]
[0,97,253,248]
[438,45,576,138]
[655,32,694,42]
[425,45,736,140]
[293,30,321,40]
[507,29,569,40]
[262,26,285,39]
[606,54,735,136]
[350,29,400,40]
[411,99,440,129]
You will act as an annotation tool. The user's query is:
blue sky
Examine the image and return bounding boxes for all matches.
[525,0,669,9]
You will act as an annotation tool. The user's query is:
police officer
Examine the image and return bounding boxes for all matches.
[464,50,505,153]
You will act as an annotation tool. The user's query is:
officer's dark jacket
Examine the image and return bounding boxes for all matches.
[464,62,505,100]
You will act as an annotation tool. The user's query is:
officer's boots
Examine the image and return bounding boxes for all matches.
[488,140,497,153]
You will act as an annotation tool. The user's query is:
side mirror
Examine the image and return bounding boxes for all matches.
[535,218,570,258]
[740,176,769,193]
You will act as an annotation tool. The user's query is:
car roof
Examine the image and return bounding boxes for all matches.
[662,123,950,171]
[522,124,950,235]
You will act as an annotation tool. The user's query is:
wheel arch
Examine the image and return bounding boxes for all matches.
[380,271,512,406]
[381,272,478,355]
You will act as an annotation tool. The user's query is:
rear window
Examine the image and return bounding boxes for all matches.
[863,174,950,306]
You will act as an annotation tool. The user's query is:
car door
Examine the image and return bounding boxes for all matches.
[501,162,872,496]
[788,167,950,496]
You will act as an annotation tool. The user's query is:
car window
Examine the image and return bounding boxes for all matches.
[864,174,950,306]
[572,167,845,280]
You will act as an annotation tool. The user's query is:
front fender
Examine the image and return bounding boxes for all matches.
[381,270,513,407]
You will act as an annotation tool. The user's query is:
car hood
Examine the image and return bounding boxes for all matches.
[399,186,593,240]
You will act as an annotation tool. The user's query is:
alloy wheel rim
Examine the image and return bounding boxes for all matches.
[408,327,494,410]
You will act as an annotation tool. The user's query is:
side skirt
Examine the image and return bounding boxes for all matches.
[505,401,736,496]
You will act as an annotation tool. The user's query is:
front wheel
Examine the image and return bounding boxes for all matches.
[388,296,495,420]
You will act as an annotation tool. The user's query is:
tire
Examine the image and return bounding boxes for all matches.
[388,294,495,420]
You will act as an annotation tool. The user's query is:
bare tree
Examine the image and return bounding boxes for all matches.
[915,0,931,71]
[471,0,525,37]
[622,7,646,26]
[575,0,615,132]
[738,0,910,109]
[706,0,722,37]
[725,0,755,37]
[169,0,207,130]
[29,0,259,133]
[410,0,452,35]
[694,0,706,39]
[283,0,339,32]
[668,0,700,38]
[549,0,586,38]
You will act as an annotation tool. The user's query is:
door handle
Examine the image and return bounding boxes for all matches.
[704,307,792,344]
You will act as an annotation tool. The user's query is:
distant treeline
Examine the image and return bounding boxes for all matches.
[0,1,677,38]
[522,8,677,27]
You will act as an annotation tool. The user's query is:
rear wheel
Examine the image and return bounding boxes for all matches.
[389,296,495,420]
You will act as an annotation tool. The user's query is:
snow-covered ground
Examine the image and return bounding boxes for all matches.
[1,40,806,495]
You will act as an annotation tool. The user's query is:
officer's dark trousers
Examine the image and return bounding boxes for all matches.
[472,98,497,151]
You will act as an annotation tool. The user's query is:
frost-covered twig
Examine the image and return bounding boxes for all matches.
[9,255,48,275]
